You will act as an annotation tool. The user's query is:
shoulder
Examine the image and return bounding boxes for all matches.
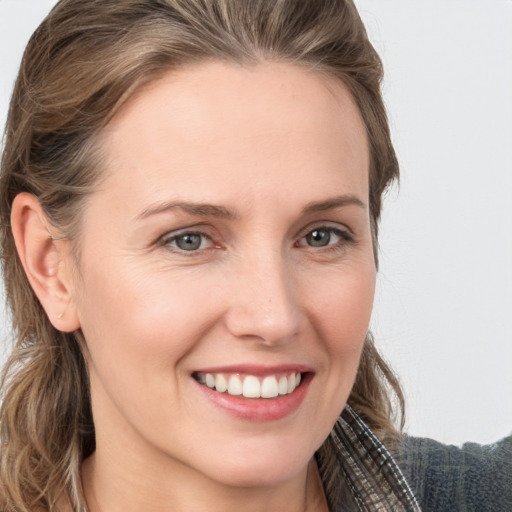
[394,434,512,512]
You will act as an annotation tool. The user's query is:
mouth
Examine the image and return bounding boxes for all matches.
[192,366,313,421]
[192,371,303,399]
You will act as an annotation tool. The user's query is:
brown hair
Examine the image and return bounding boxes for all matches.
[0,0,402,510]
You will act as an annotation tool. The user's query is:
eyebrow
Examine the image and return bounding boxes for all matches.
[301,194,366,214]
[136,194,366,221]
[136,201,239,221]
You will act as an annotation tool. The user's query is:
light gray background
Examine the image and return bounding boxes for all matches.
[1,0,511,445]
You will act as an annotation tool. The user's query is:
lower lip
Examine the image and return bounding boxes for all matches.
[195,373,313,422]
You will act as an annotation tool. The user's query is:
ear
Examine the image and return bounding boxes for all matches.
[10,192,81,332]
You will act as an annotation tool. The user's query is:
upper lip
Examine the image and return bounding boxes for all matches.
[192,364,313,376]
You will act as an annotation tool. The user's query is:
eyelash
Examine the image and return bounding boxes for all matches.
[295,225,355,252]
[159,225,355,255]
[159,230,217,254]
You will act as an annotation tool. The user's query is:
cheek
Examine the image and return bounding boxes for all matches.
[306,262,375,412]
[307,264,375,348]
[74,263,226,436]
[296,264,375,441]
[75,258,224,373]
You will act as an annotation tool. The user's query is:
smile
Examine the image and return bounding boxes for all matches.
[194,371,302,399]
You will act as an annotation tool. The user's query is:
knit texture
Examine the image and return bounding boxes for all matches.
[395,434,512,512]
[316,405,512,511]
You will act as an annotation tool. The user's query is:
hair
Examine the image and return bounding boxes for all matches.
[0,0,403,510]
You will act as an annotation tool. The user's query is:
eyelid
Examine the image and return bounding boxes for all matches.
[295,223,355,250]
[157,226,221,254]
[296,221,354,240]
[160,229,209,243]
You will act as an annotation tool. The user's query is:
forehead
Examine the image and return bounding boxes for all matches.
[108,61,367,150]
[96,61,369,210]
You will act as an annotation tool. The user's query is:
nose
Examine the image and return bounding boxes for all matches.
[223,253,301,346]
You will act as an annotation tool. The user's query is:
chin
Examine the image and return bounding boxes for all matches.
[208,458,308,488]
[191,434,317,488]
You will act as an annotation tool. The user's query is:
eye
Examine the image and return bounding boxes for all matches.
[297,226,353,249]
[162,231,213,252]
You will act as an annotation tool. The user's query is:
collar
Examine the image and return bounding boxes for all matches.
[316,405,422,511]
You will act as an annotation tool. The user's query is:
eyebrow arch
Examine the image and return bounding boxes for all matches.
[302,194,366,214]
[136,194,365,221]
[136,201,239,221]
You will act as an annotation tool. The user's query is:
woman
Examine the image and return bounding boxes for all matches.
[0,1,510,511]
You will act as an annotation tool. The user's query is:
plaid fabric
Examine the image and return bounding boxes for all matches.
[316,405,422,512]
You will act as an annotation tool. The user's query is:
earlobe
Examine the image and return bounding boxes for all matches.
[10,192,81,333]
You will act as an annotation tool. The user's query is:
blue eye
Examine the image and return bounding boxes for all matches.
[305,229,332,247]
[299,227,352,248]
[164,232,212,252]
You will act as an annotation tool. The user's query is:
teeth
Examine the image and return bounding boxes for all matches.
[261,376,278,398]
[287,374,295,393]
[243,376,261,398]
[205,373,215,388]
[215,374,228,392]
[196,371,303,399]
[278,376,288,395]
[228,375,243,395]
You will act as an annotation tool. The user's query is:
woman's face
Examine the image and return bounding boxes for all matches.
[71,62,375,487]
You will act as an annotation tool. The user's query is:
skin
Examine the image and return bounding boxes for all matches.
[12,61,375,511]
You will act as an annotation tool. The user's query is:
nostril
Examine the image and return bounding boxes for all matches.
[223,299,300,345]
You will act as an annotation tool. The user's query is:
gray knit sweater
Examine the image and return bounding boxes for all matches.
[316,406,512,511]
